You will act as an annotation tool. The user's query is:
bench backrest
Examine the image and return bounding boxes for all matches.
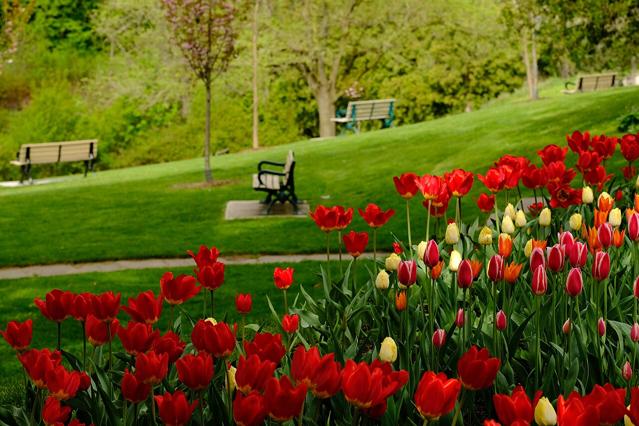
[283,150,295,187]
[17,140,98,164]
[344,99,395,121]
[578,74,616,91]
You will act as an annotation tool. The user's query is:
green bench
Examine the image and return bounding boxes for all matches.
[331,99,396,133]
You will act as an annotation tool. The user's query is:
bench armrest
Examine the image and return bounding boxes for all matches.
[565,81,575,89]
[258,160,285,171]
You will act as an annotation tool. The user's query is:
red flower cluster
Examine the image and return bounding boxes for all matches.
[188,244,225,291]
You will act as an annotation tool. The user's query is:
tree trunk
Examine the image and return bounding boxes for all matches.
[530,30,539,100]
[204,82,213,182]
[521,31,538,101]
[316,84,336,138]
[251,0,259,150]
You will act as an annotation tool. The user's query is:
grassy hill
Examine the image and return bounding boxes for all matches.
[1,81,638,267]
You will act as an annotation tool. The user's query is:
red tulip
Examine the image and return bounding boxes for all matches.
[160,272,200,305]
[416,174,445,200]
[456,308,465,327]
[264,375,307,422]
[291,346,341,399]
[117,322,159,355]
[152,331,186,364]
[538,144,568,165]
[273,267,294,290]
[34,289,73,322]
[529,247,545,273]
[630,387,639,426]
[393,173,419,199]
[233,391,268,426]
[582,384,626,425]
[477,193,496,213]
[563,319,571,334]
[282,314,299,334]
[187,244,220,268]
[548,244,565,272]
[591,134,618,159]
[85,315,119,347]
[342,230,369,258]
[531,265,548,296]
[46,365,89,400]
[592,251,610,281]
[154,390,198,426]
[457,346,500,390]
[432,329,446,348]
[121,369,151,403]
[310,205,339,232]
[392,242,403,254]
[568,242,588,268]
[493,385,541,426]
[559,231,575,248]
[244,332,286,364]
[176,352,214,391]
[597,223,613,249]
[547,182,583,209]
[235,293,252,314]
[634,276,639,299]
[623,165,637,180]
[0,319,32,351]
[413,371,461,421]
[358,203,395,228]
[478,167,506,193]
[90,291,121,322]
[191,320,236,358]
[334,206,354,230]
[632,323,639,342]
[445,169,474,197]
[19,348,62,388]
[341,359,408,410]
[457,260,474,289]
[398,260,417,287]
[70,293,92,322]
[423,240,440,268]
[135,351,169,385]
[623,361,633,382]
[495,310,507,331]
[565,268,583,297]
[522,164,545,189]
[488,255,504,282]
[42,396,71,426]
[236,354,277,394]
[194,261,225,291]
[121,290,163,325]
[598,318,606,337]
[630,213,639,241]
[483,420,502,426]
[621,134,639,162]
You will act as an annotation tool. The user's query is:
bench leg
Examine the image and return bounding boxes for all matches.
[26,164,32,184]
[265,198,276,214]
[19,165,26,184]
[260,193,273,205]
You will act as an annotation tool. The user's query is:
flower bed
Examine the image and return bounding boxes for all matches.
[3,130,639,425]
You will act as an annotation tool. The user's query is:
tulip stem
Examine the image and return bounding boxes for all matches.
[406,200,413,256]
[150,388,157,426]
[567,297,573,395]
[199,390,205,425]
[338,231,343,276]
[298,398,305,426]
[426,199,432,240]
[203,290,207,319]
[373,228,377,265]
[535,297,541,391]
[210,290,215,318]
[451,394,464,426]
[81,321,87,371]
[169,305,174,331]
[56,322,61,351]
[494,201,501,235]
[123,399,127,425]
[326,232,332,286]
[226,368,233,424]
[284,289,289,314]
[492,281,497,355]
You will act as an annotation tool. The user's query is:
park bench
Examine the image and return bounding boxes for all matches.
[562,73,617,94]
[252,150,298,213]
[11,139,98,183]
[331,99,395,133]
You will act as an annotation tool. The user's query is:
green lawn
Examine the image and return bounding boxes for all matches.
[1,82,638,267]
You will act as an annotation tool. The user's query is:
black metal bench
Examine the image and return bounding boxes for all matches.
[10,139,98,184]
[252,150,298,213]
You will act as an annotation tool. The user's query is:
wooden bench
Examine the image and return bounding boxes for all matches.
[562,73,617,94]
[11,139,98,183]
[252,150,298,213]
[331,99,395,133]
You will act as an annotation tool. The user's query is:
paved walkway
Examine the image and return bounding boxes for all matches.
[0,252,385,280]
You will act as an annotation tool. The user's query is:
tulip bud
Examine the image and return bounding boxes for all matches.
[515,210,526,227]
[375,270,390,290]
[385,253,401,271]
[495,310,507,331]
[479,226,493,245]
[562,319,571,335]
[634,276,639,299]
[445,223,460,245]
[524,239,533,257]
[398,260,417,287]
[636,175,639,189]
[539,208,551,226]
[456,308,465,327]
[531,265,548,295]
[417,241,427,260]
[568,242,588,268]
[449,250,462,272]
[534,397,558,426]
[488,255,504,282]
[227,365,237,392]
[504,203,516,220]
[547,244,565,272]
[559,231,575,248]
[395,291,407,311]
[565,268,583,297]
[598,318,606,337]
[632,323,639,342]
[432,329,446,348]
[501,215,515,235]
[423,240,439,268]
[498,233,513,258]
[569,213,582,231]
[630,213,639,241]
[598,223,613,248]
[582,186,594,204]
[457,260,473,289]
[623,361,633,382]
[592,251,611,281]
[530,247,545,272]
[609,208,622,227]
[379,337,398,363]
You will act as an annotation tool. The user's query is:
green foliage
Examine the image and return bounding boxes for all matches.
[31,0,100,50]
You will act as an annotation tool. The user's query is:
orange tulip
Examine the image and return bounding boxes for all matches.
[498,234,513,258]
[531,239,547,251]
[613,229,625,248]
[585,226,601,253]
[469,260,483,280]
[504,262,524,284]
[430,261,444,280]
[593,208,609,229]
[395,291,407,311]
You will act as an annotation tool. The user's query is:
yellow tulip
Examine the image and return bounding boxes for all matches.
[609,208,622,227]
[524,239,533,257]
[385,253,401,271]
[515,210,526,227]
[539,208,551,226]
[504,203,516,220]
[445,222,460,244]
[379,337,398,363]
[479,226,493,245]
[449,250,462,272]
[227,365,237,392]
[582,186,594,204]
[569,213,582,231]
[375,270,390,290]
[417,241,427,260]
[534,397,557,426]
[501,216,515,234]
